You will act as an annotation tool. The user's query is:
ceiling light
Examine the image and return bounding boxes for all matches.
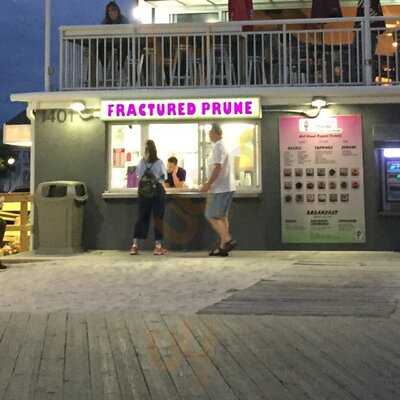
[7,157,16,166]
[70,102,86,112]
[311,97,327,109]
[383,148,400,158]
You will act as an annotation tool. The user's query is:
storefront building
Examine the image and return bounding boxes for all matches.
[10,9,400,251]
[10,86,400,251]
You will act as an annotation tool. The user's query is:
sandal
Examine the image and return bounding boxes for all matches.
[209,247,229,257]
[224,239,237,253]
[130,244,139,255]
[154,245,168,256]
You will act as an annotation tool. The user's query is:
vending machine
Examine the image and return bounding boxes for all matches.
[379,147,400,214]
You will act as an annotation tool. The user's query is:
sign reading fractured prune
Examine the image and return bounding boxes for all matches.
[100,98,261,121]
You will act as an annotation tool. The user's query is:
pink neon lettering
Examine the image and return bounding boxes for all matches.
[167,103,176,115]
[233,101,243,115]
[245,101,253,115]
[212,102,222,115]
[178,102,185,116]
[116,104,125,117]
[127,104,136,117]
[138,104,146,116]
[157,104,166,116]
[107,104,114,117]
[223,102,232,115]
[202,102,211,115]
[187,102,196,115]
[148,103,155,116]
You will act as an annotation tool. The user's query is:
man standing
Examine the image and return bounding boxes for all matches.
[165,157,186,188]
[201,124,237,257]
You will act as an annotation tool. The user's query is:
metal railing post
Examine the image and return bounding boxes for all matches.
[363,0,373,85]
[283,24,288,85]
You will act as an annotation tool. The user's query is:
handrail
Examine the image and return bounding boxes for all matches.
[0,193,31,253]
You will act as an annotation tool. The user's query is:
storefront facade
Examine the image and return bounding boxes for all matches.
[11,87,400,251]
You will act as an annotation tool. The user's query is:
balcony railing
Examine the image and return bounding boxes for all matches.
[59,16,400,90]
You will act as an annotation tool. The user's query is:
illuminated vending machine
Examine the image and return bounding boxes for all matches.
[379,147,400,215]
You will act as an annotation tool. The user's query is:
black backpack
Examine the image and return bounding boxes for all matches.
[138,163,159,198]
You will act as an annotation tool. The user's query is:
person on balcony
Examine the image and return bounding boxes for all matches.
[102,1,129,25]
[228,0,255,84]
[228,0,253,22]
[91,1,130,86]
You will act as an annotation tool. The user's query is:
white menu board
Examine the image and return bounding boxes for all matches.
[279,115,366,243]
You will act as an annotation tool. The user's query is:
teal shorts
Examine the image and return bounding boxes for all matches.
[205,191,234,219]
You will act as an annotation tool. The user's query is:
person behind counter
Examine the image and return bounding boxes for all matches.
[130,140,168,256]
[165,157,187,188]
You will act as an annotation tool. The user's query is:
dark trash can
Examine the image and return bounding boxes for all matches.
[34,181,88,254]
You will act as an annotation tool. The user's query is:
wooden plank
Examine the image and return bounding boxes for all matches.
[182,315,280,400]
[6,225,31,232]
[3,313,48,400]
[34,312,67,400]
[198,315,295,400]
[0,312,12,341]
[104,312,151,400]
[333,318,400,380]
[143,313,210,400]
[124,312,182,400]
[163,315,238,400]
[63,313,91,400]
[222,315,324,400]
[19,200,29,252]
[265,316,395,400]
[87,313,122,400]
[199,300,396,317]
[0,313,31,399]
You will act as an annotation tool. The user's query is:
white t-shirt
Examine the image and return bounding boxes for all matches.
[208,140,236,193]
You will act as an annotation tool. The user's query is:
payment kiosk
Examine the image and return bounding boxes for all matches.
[378,147,400,214]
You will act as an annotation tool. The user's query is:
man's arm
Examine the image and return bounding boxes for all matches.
[201,164,222,192]
[172,171,185,188]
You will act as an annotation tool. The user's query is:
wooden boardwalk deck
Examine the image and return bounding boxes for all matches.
[0,311,399,400]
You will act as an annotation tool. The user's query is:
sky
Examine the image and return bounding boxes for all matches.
[0,0,134,126]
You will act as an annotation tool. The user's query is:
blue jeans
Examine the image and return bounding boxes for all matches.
[134,190,165,241]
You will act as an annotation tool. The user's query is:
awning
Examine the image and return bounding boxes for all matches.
[2,111,31,147]
[311,0,342,18]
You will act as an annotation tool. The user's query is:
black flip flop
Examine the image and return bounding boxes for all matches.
[224,239,237,252]
[209,247,229,257]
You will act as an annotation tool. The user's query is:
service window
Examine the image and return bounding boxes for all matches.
[108,121,261,193]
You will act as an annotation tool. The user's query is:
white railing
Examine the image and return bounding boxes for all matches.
[59,17,400,90]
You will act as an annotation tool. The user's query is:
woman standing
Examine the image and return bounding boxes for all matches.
[130,140,168,256]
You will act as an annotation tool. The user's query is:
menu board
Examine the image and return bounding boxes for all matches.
[279,115,365,243]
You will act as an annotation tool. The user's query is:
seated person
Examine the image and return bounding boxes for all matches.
[91,1,129,85]
[165,157,186,188]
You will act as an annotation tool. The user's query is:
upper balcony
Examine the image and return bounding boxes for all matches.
[59,16,400,91]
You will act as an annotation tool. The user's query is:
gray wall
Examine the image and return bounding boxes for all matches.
[34,105,400,251]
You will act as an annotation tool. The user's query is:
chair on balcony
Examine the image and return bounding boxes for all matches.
[210,36,237,86]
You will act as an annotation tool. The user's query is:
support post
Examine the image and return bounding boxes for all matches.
[44,0,51,91]
[363,0,373,85]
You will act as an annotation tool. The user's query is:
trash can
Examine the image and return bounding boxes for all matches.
[34,181,88,254]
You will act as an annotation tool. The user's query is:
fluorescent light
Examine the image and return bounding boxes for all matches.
[3,124,31,147]
[70,102,85,112]
[311,97,327,109]
[383,148,400,158]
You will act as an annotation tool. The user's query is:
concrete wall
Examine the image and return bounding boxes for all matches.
[34,105,400,251]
